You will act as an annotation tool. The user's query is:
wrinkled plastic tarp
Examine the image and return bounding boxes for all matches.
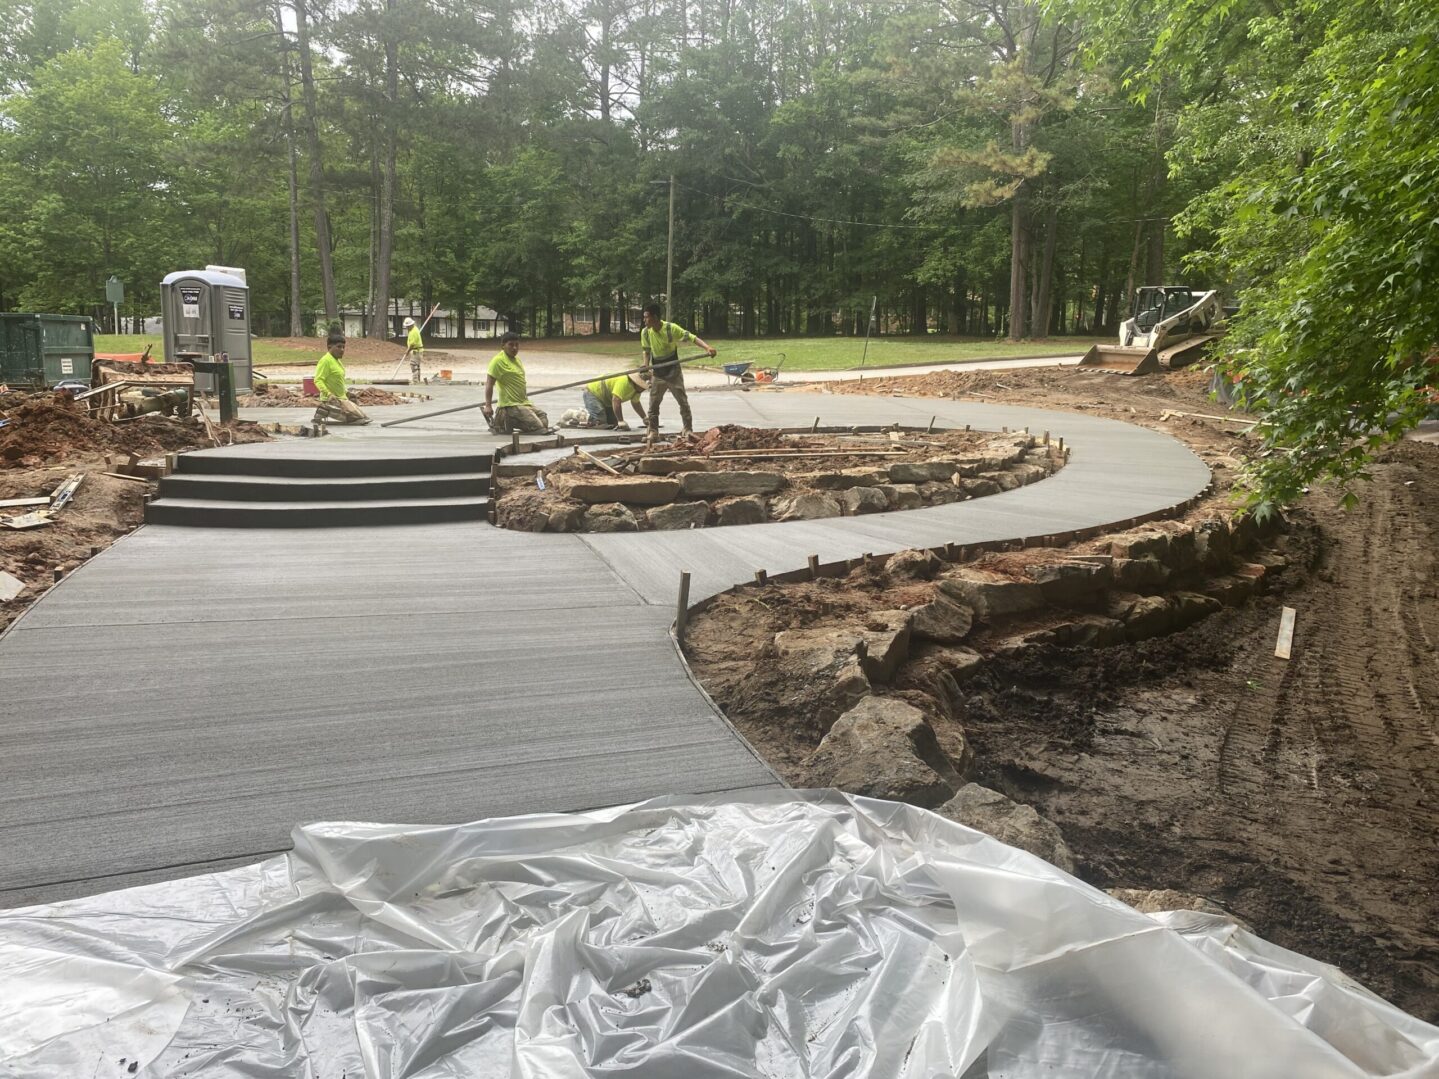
[2,792,1436,1078]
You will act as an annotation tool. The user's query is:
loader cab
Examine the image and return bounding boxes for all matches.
[1132,286,1198,331]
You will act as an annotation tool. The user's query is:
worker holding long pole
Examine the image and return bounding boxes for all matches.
[640,303,715,439]
[403,317,423,383]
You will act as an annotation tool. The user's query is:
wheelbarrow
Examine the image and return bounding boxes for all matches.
[722,354,785,386]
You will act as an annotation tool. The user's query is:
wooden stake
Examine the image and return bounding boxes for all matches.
[576,447,622,476]
[808,554,820,579]
[1275,606,1296,660]
[675,571,691,644]
[755,569,768,585]
[927,415,936,433]
[53,567,64,582]
[511,432,520,453]
[811,417,819,433]
[1043,431,1050,445]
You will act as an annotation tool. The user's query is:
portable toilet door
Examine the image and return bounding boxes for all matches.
[160,270,254,394]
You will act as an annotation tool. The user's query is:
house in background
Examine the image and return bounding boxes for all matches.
[321,303,511,341]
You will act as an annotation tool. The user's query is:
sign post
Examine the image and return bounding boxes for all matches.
[105,276,124,335]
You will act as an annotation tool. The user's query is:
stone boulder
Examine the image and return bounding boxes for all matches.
[582,503,639,533]
[1030,558,1113,603]
[918,481,962,505]
[963,477,1002,498]
[774,626,864,675]
[859,610,913,683]
[910,592,974,644]
[1202,573,1258,607]
[885,548,943,580]
[647,501,711,530]
[1112,556,1170,591]
[680,470,786,497]
[1109,530,1171,560]
[937,570,1044,621]
[545,501,586,532]
[888,460,956,484]
[1194,518,1234,568]
[1106,592,1173,640]
[771,491,842,522]
[803,697,964,807]
[877,483,923,509]
[1171,590,1223,628]
[936,784,1077,873]
[714,495,768,526]
[556,475,680,506]
[841,487,888,515]
[807,468,888,490]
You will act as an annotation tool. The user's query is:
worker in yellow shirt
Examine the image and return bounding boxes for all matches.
[579,370,650,429]
[640,302,715,437]
[311,334,370,426]
[481,332,551,434]
[403,316,423,384]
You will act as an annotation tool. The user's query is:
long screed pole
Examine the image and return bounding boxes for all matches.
[859,295,877,368]
[380,351,713,428]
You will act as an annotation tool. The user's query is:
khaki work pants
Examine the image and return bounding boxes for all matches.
[490,404,550,434]
[313,395,370,425]
[646,367,692,434]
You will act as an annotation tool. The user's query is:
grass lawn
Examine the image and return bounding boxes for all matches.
[95,334,313,366]
[96,332,1106,372]
[535,334,1106,371]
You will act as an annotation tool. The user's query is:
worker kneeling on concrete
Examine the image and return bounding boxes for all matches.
[577,370,649,429]
[312,334,371,426]
[482,332,551,434]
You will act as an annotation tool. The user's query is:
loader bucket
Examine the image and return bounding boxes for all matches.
[1077,344,1160,376]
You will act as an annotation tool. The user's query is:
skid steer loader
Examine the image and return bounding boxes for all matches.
[1080,287,1226,376]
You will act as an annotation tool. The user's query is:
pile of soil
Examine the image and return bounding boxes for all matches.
[0,395,267,470]
[0,391,272,634]
[238,385,422,407]
[687,424,791,454]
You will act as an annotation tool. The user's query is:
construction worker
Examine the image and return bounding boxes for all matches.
[581,370,650,429]
[312,333,371,426]
[403,316,423,384]
[640,302,716,438]
[482,332,551,434]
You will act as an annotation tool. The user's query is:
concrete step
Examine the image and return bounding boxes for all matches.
[158,471,490,503]
[177,452,493,479]
[145,495,489,528]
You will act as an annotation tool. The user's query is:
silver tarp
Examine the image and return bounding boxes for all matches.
[3,792,1436,1077]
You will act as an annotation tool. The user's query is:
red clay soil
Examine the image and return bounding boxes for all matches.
[238,384,422,407]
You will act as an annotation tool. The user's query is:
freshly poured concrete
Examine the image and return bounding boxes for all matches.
[0,389,1208,906]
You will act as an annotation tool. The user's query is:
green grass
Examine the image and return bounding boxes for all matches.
[97,332,1107,373]
[95,334,315,366]
[534,334,1106,371]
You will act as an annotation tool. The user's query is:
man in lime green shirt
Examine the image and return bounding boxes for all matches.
[482,332,550,434]
[403,316,423,384]
[580,370,649,429]
[311,334,370,426]
[640,302,715,437]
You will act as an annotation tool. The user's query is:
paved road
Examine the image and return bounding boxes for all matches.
[0,391,1208,906]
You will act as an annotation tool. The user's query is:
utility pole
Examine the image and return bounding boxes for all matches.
[653,175,675,317]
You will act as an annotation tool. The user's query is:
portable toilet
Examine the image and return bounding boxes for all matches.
[160,269,253,393]
[0,313,96,387]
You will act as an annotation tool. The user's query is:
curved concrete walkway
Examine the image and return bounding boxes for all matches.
[0,391,1208,906]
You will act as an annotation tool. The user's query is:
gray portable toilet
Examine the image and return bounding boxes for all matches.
[160,269,253,393]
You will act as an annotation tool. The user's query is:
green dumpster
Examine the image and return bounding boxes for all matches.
[0,314,96,387]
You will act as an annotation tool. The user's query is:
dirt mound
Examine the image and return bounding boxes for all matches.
[264,336,407,361]
[239,385,416,407]
[690,424,791,454]
[0,393,269,469]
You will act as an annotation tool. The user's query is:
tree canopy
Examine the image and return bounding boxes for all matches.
[0,0,1433,509]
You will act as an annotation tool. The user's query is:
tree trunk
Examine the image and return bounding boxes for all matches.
[1008,196,1027,340]
[1123,219,1144,318]
[368,4,399,340]
[274,3,303,336]
[1033,203,1059,338]
[293,0,337,323]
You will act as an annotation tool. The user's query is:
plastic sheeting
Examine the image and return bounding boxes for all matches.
[2,791,1437,1078]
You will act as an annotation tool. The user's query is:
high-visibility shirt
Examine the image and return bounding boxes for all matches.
[407,326,423,352]
[640,320,695,376]
[585,374,642,404]
[487,350,531,408]
[314,351,347,400]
